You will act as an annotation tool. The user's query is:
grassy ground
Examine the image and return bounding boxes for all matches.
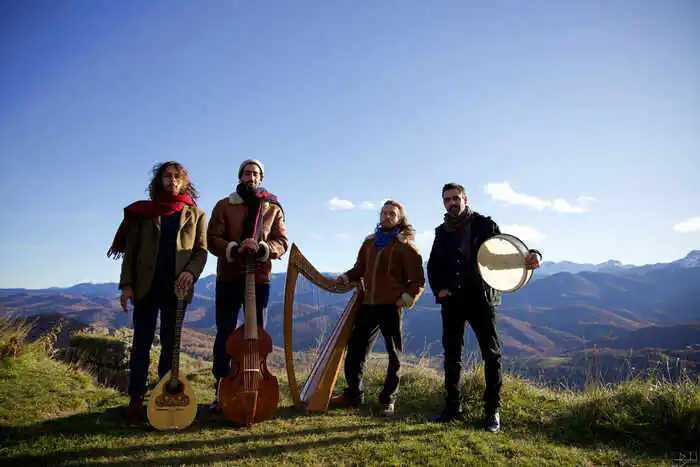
[1,328,699,465]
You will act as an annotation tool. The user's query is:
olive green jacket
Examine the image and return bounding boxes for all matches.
[118,205,208,302]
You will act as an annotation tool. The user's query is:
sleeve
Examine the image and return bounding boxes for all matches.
[118,215,140,290]
[183,210,208,281]
[261,205,289,261]
[426,227,444,297]
[342,240,368,283]
[207,199,232,259]
[399,243,426,309]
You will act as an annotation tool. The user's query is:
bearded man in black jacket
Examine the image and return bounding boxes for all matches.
[427,183,541,433]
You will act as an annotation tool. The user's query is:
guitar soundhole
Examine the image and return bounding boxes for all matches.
[155,391,190,408]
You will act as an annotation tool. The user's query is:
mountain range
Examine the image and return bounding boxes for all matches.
[1,250,699,361]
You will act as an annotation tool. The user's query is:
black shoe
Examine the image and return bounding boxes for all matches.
[485,410,500,433]
[429,406,464,423]
[329,394,362,408]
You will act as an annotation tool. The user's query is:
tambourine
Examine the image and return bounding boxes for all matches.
[477,234,533,292]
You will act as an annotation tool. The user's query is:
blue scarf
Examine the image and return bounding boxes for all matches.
[375,227,400,251]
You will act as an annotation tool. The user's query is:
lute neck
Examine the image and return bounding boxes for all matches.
[170,296,186,381]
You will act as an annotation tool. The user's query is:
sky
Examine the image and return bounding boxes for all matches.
[0,0,698,289]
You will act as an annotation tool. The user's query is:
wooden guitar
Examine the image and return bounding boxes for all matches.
[146,288,197,430]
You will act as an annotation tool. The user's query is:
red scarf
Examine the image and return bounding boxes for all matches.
[107,193,196,259]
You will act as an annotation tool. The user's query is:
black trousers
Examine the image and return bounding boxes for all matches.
[212,280,270,381]
[343,304,403,405]
[440,293,502,412]
[129,287,185,398]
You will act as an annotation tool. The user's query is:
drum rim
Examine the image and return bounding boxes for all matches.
[477,233,532,293]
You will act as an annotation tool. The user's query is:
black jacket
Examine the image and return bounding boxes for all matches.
[427,212,502,307]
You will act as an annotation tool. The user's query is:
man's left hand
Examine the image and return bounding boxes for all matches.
[238,238,259,254]
[175,271,194,295]
[524,251,541,270]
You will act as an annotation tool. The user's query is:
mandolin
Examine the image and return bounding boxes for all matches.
[146,288,197,430]
[218,253,279,426]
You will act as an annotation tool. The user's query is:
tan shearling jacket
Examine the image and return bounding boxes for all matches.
[341,229,425,308]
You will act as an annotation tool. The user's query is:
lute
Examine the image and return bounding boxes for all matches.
[146,287,197,430]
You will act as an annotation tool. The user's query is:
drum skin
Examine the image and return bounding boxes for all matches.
[477,234,533,292]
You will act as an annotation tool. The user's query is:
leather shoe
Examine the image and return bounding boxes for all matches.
[485,410,500,433]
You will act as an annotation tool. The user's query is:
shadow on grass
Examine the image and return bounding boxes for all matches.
[1,407,438,466]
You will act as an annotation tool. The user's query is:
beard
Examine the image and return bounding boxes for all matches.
[447,205,461,216]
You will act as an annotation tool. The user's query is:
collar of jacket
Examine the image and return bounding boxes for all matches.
[227,192,245,205]
[365,228,412,244]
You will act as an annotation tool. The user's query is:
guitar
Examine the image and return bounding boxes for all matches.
[218,253,279,426]
[146,288,197,430]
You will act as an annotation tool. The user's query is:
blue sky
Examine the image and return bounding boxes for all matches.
[0,0,698,288]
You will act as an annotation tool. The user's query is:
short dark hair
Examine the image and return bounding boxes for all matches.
[442,183,466,196]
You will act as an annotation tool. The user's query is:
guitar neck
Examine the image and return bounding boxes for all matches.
[170,298,186,380]
[244,255,258,339]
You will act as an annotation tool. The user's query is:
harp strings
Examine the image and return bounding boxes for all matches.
[292,272,354,402]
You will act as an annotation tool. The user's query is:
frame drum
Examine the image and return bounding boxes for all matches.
[477,234,533,292]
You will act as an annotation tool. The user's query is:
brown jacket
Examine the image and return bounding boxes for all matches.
[342,229,425,307]
[119,205,208,302]
[207,192,288,283]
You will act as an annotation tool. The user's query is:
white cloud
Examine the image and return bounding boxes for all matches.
[673,216,700,234]
[414,230,435,255]
[484,182,551,210]
[552,199,588,214]
[334,233,350,239]
[325,197,355,211]
[485,182,590,214]
[359,201,376,210]
[501,224,547,243]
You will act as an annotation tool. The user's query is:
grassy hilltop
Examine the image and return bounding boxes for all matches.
[0,319,699,466]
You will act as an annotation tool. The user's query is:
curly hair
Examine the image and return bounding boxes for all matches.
[148,161,199,200]
[379,200,415,240]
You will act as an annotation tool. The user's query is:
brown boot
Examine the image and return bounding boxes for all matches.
[123,396,145,424]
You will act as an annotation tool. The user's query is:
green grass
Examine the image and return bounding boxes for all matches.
[1,333,699,465]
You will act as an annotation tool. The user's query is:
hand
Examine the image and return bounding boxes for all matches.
[525,251,541,270]
[175,271,194,296]
[438,289,451,298]
[238,238,259,254]
[396,298,407,308]
[120,286,134,313]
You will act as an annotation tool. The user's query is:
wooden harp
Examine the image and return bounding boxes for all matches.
[283,243,364,413]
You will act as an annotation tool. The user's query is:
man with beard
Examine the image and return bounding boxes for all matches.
[427,183,541,433]
[330,200,425,417]
[207,159,288,411]
[110,161,208,423]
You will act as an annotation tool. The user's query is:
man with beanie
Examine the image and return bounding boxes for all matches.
[207,159,288,411]
[330,200,425,418]
[110,161,208,423]
[427,183,541,433]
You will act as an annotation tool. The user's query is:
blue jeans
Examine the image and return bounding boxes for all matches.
[212,280,270,380]
[128,287,185,398]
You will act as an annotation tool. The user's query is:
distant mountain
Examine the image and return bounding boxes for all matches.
[1,250,699,359]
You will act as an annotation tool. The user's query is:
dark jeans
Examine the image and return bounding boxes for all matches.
[212,280,270,380]
[343,304,403,405]
[440,293,502,412]
[129,287,185,398]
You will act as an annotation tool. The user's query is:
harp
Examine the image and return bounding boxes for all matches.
[283,243,364,413]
